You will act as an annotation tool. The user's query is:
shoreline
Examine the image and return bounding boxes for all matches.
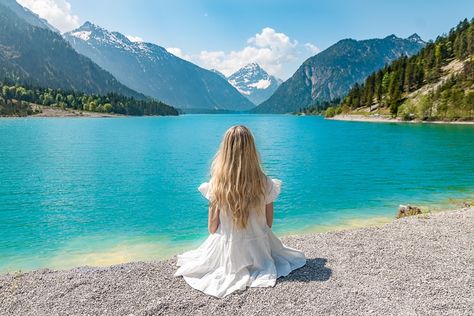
[1,199,471,275]
[327,114,474,125]
[0,216,394,275]
[1,206,472,315]
[0,105,124,118]
[0,212,420,274]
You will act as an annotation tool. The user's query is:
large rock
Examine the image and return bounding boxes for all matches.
[397,205,422,219]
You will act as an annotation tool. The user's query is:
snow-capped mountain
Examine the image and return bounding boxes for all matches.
[227,63,282,105]
[0,4,143,98]
[64,22,254,111]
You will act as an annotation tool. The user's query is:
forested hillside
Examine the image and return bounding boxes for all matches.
[328,18,474,121]
[254,34,424,113]
[0,3,179,117]
[0,3,143,99]
[0,82,179,116]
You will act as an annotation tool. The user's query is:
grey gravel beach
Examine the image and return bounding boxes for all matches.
[1,207,473,316]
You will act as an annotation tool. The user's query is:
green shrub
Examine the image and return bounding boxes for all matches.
[325,106,336,118]
[397,100,416,121]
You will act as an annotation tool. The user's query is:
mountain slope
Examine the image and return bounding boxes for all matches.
[332,18,474,121]
[227,63,282,105]
[210,69,226,79]
[254,34,425,113]
[0,0,57,32]
[0,3,142,98]
[64,22,254,111]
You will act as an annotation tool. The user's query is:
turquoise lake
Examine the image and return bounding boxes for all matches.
[1,115,474,273]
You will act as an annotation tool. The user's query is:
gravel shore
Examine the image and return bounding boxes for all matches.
[328,114,474,125]
[30,105,123,118]
[1,208,473,316]
[0,105,124,118]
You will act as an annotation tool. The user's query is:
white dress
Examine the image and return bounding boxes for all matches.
[174,177,306,298]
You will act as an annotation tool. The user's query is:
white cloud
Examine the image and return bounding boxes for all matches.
[166,47,192,61]
[304,42,321,54]
[126,35,144,43]
[198,50,225,68]
[196,27,298,78]
[248,27,297,50]
[194,27,319,79]
[17,0,80,32]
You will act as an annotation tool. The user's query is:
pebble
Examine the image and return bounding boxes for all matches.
[1,208,473,316]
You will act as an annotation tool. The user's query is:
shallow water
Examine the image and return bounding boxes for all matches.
[1,115,473,272]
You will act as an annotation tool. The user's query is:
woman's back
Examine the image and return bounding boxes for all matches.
[176,175,305,298]
[199,176,281,241]
[174,125,306,298]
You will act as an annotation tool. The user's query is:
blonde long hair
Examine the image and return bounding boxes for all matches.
[209,125,266,229]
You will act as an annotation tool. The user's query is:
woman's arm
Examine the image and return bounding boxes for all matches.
[265,202,274,228]
[208,204,220,234]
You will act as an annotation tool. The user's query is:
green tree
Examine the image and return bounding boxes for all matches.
[103,103,113,112]
[382,72,391,94]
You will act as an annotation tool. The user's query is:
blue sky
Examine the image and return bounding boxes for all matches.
[17,0,474,79]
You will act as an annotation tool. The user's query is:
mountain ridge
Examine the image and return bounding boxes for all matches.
[64,22,254,111]
[253,34,425,113]
[0,4,144,99]
[0,0,58,32]
[328,18,474,122]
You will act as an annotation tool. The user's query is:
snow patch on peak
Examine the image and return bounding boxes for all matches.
[385,34,399,40]
[243,62,259,69]
[70,30,91,41]
[65,23,172,64]
[249,79,271,90]
[126,35,144,43]
[227,63,281,104]
[228,79,249,95]
[407,33,425,44]
[80,21,101,31]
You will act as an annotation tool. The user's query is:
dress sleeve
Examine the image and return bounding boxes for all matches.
[198,182,212,201]
[265,178,282,204]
